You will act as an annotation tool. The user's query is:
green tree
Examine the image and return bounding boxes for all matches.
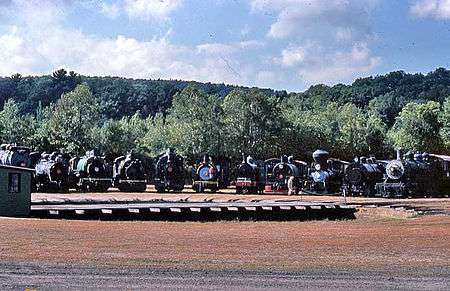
[165,85,224,158]
[388,101,442,152]
[140,113,173,156]
[439,96,450,150]
[0,99,34,145]
[222,89,283,159]
[94,112,147,155]
[49,83,100,154]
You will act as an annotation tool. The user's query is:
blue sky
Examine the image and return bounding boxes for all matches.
[0,0,449,92]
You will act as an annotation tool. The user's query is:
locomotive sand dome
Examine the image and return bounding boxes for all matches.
[69,150,112,192]
[113,152,147,192]
[154,148,185,192]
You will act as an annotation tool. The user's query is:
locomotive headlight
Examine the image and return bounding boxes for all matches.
[94,167,99,172]
[168,166,173,172]
[315,164,321,171]
[20,162,26,167]
[56,169,62,175]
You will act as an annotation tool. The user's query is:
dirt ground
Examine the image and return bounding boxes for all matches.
[0,208,449,289]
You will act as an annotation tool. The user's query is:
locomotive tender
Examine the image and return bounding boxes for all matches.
[113,152,148,192]
[69,150,112,192]
[154,148,185,192]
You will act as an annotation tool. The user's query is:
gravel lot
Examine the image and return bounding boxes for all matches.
[0,209,449,289]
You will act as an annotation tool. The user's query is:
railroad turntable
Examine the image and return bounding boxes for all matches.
[30,191,357,221]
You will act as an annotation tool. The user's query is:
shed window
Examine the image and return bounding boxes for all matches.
[8,173,21,193]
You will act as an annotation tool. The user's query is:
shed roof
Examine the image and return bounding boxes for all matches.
[0,165,34,172]
[430,154,450,162]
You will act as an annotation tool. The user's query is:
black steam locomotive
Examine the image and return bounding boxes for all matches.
[154,148,185,192]
[304,149,349,194]
[69,150,112,192]
[375,150,447,198]
[235,156,265,194]
[192,154,230,192]
[0,144,40,168]
[264,155,307,194]
[343,156,385,197]
[113,152,148,192]
[34,152,70,192]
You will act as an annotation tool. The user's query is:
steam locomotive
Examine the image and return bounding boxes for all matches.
[343,156,385,197]
[375,150,447,198]
[192,155,230,192]
[303,149,349,194]
[34,152,70,192]
[69,150,112,192]
[0,144,40,168]
[113,152,148,192]
[235,156,265,194]
[264,155,307,194]
[154,148,185,192]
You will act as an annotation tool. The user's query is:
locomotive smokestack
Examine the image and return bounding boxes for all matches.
[396,149,402,160]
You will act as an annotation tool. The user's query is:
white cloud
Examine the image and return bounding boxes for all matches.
[123,0,183,20]
[100,2,121,18]
[410,0,450,19]
[292,43,381,85]
[280,46,305,66]
[250,0,378,41]
[0,1,267,87]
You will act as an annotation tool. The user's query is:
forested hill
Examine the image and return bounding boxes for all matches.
[1,68,450,123]
[0,70,286,119]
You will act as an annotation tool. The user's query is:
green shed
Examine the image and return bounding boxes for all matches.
[0,165,33,217]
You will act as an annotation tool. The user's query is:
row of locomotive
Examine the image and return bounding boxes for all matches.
[0,144,152,193]
[235,150,349,195]
[235,149,450,198]
[1,143,449,197]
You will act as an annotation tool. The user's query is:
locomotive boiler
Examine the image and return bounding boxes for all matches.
[235,155,265,194]
[34,152,70,192]
[343,157,385,197]
[154,148,185,192]
[304,149,349,194]
[113,152,148,192]
[69,150,112,192]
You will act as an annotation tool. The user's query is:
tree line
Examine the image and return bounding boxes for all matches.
[1,68,450,162]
